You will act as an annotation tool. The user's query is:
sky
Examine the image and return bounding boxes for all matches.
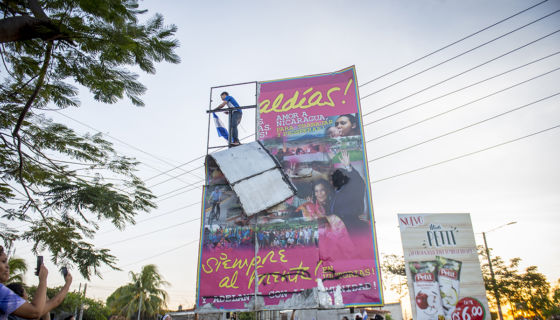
[7,0,560,312]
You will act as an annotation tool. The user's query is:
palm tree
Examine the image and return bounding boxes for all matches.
[8,257,28,284]
[107,264,169,320]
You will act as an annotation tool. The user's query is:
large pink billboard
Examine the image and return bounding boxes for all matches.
[196,66,383,311]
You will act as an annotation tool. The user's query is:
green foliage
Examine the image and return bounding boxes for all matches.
[237,312,255,320]
[478,246,560,319]
[27,287,110,320]
[106,264,168,320]
[7,256,28,283]
[0,0,179,279]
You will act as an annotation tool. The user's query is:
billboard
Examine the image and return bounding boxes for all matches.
[196,66,383,311]
[398,213,490,320]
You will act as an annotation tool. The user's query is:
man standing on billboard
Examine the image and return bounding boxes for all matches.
[214,92,242,146]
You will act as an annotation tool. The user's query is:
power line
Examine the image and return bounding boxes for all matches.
[365,66,560,143]
[369,91,560,162]
[362,27,560,117]
[155,179,204,201]
[371,123,560,184]
[54,111,203,182]
[155,184,202,203]
[97,201,201,235]
[144,133,255,187]
[99,217,200,247]
[148,167,204,188]
[360,9,560,101]
[144,155,206,183]
[358,0,550,88]
[363,50,560,127]
[137,9,560,190]
[97,123,560,278]
[118,239,198,269]
[100,22,560,192]
[130,89,560,243]
[94,240,199,275]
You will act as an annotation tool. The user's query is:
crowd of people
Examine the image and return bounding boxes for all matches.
[0,246,72,320]
[204,226,254,249]
[203,225,321,250]
[256,226,318,249]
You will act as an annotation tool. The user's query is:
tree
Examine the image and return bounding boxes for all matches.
[27,286,110,320]
[0,0,179,279]
[106,264,169,320]
[478,246,560,319]
[381,254,408,300]
[8,256,28,283]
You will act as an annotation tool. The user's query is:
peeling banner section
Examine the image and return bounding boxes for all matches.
[196,66,383,312]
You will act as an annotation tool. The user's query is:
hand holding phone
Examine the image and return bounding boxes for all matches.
[61,266,68,278]
[35,256,43,276]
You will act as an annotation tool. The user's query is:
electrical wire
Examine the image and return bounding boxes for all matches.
[145,133,255,187]
[363,50,560,127]
[155,179,204,201]
[129,0,548,186]
[130,30,560,191]
[54,111,203,182]
[156,185,203,203]
[97,201,201,235]
[118,239,198,269]
[365,66,560,143]
[371,123,560,184]
[362,27,560,117]
[358,0,550,88]
[369,92,560,162]
[99,217,200,247]
[359,9,560,101]
[97,90,560,250]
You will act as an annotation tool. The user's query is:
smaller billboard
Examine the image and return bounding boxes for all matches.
[398,213,490,320]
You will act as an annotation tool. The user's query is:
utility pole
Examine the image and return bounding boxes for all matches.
[483,232,503,320]
[78,283,87,320]
[481,221,516,320]
[74,283,82,319]
[137,292,143,320]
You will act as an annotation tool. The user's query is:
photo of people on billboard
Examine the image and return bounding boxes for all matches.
[196,66,383,311]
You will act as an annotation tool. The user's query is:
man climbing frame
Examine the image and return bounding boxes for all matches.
[214,91,242,146]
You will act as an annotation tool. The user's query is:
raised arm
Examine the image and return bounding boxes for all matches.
[12,264,48,319]
[43,272,72,314]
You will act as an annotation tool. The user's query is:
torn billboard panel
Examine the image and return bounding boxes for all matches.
[206,141,296,215]
[196,66,383,312]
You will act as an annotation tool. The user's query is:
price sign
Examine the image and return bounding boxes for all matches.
[452,297,485,320]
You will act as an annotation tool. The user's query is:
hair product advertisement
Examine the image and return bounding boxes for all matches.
[398,214,490,320]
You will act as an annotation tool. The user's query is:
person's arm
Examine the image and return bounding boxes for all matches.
[215,100,227,109]
[12,264,48,319]
[215,96,229,110]
[43,272,72,314]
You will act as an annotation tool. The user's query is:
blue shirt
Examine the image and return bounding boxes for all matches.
[211,189,222,201]
[224,96,242,114]
[0,284,25,320]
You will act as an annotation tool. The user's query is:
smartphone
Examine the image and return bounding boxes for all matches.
[61,266,68,278]
[35,256,43,276]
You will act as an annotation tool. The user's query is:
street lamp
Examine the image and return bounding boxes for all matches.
[482,221,517,320]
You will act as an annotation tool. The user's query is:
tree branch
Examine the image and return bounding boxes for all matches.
[12,40,53,137]
[27,0,49,20]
